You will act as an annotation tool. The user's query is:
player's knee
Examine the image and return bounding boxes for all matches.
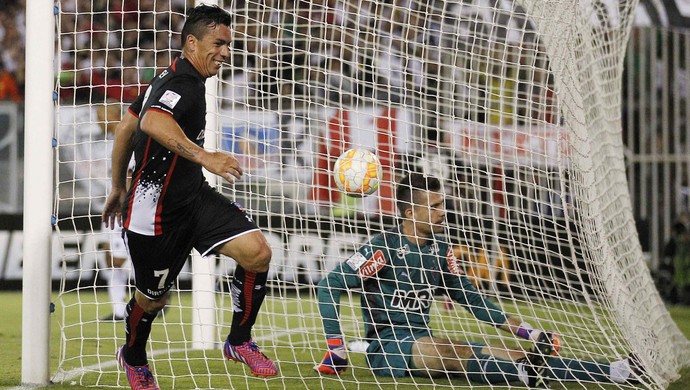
[135,291,169,314]
[245,244,272,272]
[256,244,273,270]
[148,298,168,313]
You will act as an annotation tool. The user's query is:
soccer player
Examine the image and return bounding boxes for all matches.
[102,5,277,389]
[100,155,137,322]
[99,227,130,322]
[315,173,642,388]
[97,104,133,322]
[58,102,132,321]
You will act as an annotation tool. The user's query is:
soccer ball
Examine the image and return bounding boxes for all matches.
[333,149,383,197]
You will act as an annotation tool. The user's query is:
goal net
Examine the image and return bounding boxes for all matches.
[52,0,689,388]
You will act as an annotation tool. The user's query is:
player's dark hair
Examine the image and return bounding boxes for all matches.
[181,4,233,47]
[396,173,442,217]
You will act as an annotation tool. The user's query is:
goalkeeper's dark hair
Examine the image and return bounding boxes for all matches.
[181,4,233,47]
[396,173,442,217]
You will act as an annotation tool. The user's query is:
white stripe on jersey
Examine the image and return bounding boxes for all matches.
[126,181,163,235]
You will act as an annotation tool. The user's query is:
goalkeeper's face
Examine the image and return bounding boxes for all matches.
[411,191,446,236]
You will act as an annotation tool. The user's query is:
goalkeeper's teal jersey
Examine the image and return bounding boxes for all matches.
[317,225,508,341]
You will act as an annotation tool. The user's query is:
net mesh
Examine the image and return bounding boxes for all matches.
[53,0,690,388]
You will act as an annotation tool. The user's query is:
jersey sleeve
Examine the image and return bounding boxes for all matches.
[441,244,508,327]
[145,77,201,122]
[127,91,145,118]
[317,240,388,336]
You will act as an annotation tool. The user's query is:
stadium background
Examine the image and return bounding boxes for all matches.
[0,0,689,301]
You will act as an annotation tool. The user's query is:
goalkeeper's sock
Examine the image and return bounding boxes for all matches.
[228,266,268,346]
[466,353,522,384]
[123,297,157,366]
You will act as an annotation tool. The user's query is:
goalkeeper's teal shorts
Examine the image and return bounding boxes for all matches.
[366,328,486,378]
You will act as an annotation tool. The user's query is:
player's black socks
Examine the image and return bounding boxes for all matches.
[228,266,268,345]
[123,297,157,366]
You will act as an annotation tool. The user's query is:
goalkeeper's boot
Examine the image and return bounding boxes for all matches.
[116,346,160,390]
[517,331,558,389]
[314,335,348,375]
[223,338,278,378]
[314,348,348,375]
[516,351,551,389]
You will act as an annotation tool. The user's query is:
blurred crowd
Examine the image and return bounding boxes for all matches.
[220,0,556,131]
[59,0,188,103]
[0,0,24,103]
[50,0,557,135]
[0,0,560,142]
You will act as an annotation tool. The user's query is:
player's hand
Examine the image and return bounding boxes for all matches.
[314,335,348,375]
[201,151,243,183]
[530,330,561,357]
[101,187,127,229]
[515,322,560,356]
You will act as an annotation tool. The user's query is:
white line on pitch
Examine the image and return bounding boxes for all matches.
[45,327,310,385]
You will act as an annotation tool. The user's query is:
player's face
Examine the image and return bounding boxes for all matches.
[192,24,232,78]
[411,191,446,236]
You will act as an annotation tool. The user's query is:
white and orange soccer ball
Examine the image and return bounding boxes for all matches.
[332,148,383,197]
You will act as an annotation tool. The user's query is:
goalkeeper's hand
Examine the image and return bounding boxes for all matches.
[314,335,348,375]
[517,322,561,356]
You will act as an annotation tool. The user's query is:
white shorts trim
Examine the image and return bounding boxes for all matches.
[200,228,261,257]
[135,286,170,301]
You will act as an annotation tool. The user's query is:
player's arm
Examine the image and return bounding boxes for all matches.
[139,109,242,183]
[102,108,139,228]
[111,110,138,191]
[444,246,560,354]
[450,274,560,354]
[440,245,506,325]
[446,269,509,325]
[315,246,377,375]
[316,262,364,335]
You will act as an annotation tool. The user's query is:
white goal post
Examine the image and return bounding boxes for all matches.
[24,0,690,389]
[21,0,55,385]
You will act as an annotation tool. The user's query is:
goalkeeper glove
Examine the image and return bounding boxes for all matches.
[517,322,561,356]
[314,335,348,375]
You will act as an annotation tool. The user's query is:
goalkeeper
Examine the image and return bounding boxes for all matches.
[315,173,642,388]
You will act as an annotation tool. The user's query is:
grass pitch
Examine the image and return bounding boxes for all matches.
[1,290,689,389]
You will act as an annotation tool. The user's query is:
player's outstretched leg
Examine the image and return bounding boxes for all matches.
[516,350,552,389]
[117,345,160,390]
[224,337,278,378]
[465,346,550,387]
[513,331,559,388]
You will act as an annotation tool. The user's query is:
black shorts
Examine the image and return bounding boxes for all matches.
[124,186,259,300]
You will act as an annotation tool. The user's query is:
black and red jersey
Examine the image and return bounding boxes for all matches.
[124,57,208,236]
